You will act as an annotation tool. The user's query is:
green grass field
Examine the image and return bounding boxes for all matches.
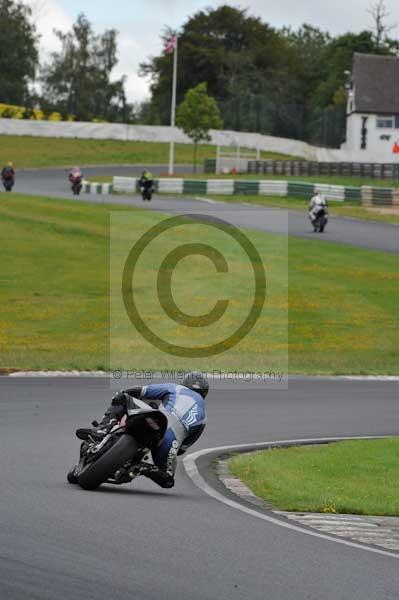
[229,439,399,516]
[1,194,398,373]
[0,135,295,169]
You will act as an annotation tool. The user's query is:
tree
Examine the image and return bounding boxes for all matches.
[0,0,39,104]
[41,13,130,122]
[176,83,222,172]
[281,25,331,139]
[140,6,288,127]
[368,0,397,48]
[140,3,399,146]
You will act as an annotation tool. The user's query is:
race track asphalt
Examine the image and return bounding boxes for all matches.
[9,166,399,254]
[1,377,399,600]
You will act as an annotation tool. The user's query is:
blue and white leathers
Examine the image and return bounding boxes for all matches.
[141,383,206,473]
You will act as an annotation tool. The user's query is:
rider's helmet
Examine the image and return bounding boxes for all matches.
[182,372,209,398]
[70,166,81,177]
[7,161,13,168]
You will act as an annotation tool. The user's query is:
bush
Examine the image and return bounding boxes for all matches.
[0,103,72,122]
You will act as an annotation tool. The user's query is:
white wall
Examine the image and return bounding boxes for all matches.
[0,117,396,164]
[0,118,316,157]
[342,113,399,162]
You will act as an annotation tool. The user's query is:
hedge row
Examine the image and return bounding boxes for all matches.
[0,103,74,122]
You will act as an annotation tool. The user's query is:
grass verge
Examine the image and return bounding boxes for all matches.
[0,135,295,169]
[0,194,398,372]
[229,439,399,516]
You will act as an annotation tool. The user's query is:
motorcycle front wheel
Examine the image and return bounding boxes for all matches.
[77,434,138,490]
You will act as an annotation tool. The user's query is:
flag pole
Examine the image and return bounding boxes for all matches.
[168,36,178,176]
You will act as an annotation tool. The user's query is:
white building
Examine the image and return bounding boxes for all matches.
[342,53,399,162]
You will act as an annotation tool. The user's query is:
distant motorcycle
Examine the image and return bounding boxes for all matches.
[312,207,328,233]
[2,174,14,191]
[140,183,154,201]
[69,168,83,195]
[67,397,168,490]
[70,175,83,195]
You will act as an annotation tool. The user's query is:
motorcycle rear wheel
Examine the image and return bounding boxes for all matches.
[77,434,138,490]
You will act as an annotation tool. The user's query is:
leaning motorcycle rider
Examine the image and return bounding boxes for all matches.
[76,372,208,489]
[308,191,328,226]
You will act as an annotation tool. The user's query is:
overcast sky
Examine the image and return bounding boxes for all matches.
[24,0,399,103]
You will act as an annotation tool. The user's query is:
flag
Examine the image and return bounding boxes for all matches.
[164,35,177,54]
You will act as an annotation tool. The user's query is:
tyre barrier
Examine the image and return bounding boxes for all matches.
[82,177,397,205]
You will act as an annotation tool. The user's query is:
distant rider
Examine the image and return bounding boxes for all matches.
[68,166,83,183]
[68,166,83,195]
[308,191,328,226]
[138,169,154,192]
[76,372,208,489]
[1,161,15,187]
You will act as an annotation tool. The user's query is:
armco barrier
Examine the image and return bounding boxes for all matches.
[234,180,260,195]
[361,186,399,207]
[112,176,136,193]
[344,187,362,201]
[85,177,398,206]
[83,181,113,194]
[112,177,361,201]
[183,179,208,195]
[287,182,315,199]
[207,180,235,194]
[258,181,288,196]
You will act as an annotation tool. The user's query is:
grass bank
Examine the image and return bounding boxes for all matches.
[0,135,295,169]
[1,194,398,373]
[229,439,399,516]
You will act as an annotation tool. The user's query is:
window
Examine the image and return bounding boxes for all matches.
[376,116,394,128]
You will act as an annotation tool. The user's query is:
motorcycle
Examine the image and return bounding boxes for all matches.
[70,176,83,196]
[312,207,328,233]
[2,174,14,192]
[67,397,168,490]
[140,183,154,201]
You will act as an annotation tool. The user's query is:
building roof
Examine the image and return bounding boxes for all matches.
[352,53,399,114]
